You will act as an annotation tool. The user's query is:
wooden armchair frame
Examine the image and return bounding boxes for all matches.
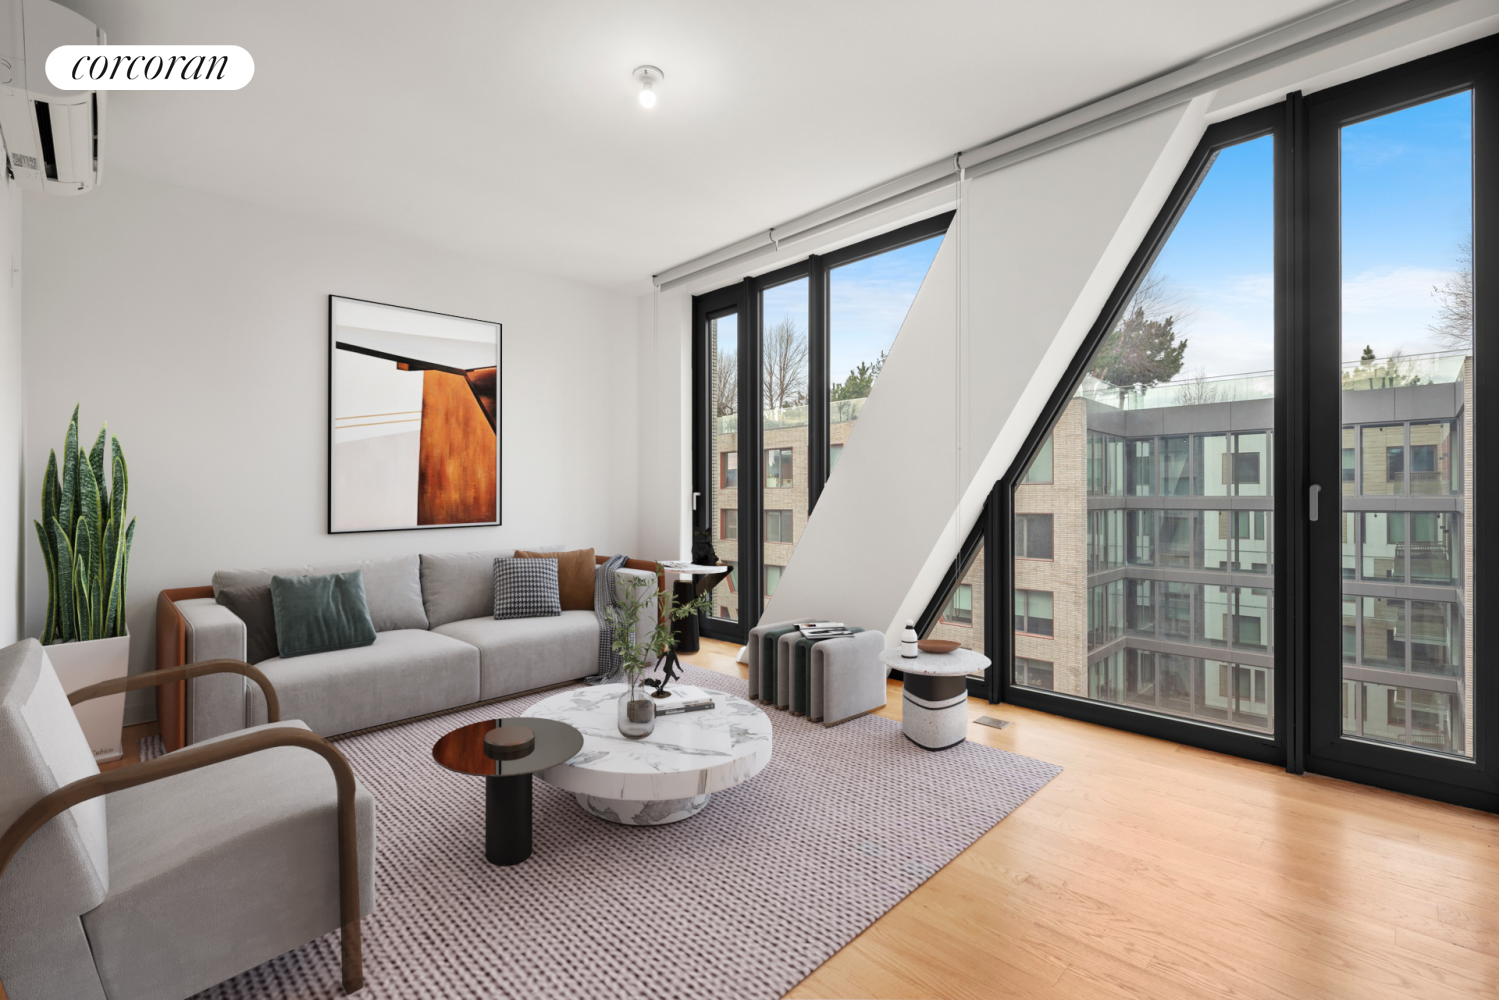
[0,660,363,998]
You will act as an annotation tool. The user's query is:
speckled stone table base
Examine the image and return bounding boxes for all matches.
[575,792,712,825]
[902,674,970,750]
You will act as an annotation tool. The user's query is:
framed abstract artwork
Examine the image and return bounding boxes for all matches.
[328,295,501,532]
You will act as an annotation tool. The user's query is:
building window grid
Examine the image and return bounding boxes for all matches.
[1347,420,1462,498]
[1338,415,1466,753]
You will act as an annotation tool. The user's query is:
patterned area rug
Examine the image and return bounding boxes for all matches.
[141,665,1060,1000]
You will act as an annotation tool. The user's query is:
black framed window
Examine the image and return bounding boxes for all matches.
[1305,35,1496,808]
[911,34,1498,811]
[692,213,953,641]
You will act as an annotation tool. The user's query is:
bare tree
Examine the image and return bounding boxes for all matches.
[1174,368,1219,406]
[714,347,738,416]
[762,316,808,411]
[1428,237,1473,352]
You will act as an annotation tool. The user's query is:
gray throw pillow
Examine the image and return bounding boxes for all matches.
[215,585,279,664]
[270,570,378,658]
[493,557,561,620]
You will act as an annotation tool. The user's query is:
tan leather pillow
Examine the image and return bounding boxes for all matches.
[514,548,595,611]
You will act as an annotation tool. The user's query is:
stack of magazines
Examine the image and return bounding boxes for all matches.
[798,621,854,639]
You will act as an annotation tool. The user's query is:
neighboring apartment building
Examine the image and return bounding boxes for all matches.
[705,346,1472,759]
[707,398,866,622]
[1010,350,1473,756]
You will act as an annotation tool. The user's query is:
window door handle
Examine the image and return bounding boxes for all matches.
[1308,484,1321,522]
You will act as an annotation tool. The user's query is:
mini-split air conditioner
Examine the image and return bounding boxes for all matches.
[0,0,103,194]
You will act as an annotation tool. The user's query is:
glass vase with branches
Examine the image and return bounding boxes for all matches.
[604,565,714,737]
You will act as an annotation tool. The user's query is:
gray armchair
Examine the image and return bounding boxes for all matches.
[0,638,375,1000]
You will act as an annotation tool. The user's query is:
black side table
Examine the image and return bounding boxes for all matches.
[666,566,730,654]
[432,716,584,865]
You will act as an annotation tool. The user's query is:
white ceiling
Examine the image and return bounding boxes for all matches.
[64,0,1344,293]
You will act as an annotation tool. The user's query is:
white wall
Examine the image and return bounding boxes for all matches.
[635,285,692,562]
[0,174,21,645]
[23,170,640,722]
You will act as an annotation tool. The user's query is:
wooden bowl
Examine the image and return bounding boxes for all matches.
[917,639,961,654]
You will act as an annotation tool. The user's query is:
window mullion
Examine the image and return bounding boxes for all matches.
[808,255,829,512]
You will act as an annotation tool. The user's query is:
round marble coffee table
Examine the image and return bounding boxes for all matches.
[527,683,772,825]
[880,647,990,750]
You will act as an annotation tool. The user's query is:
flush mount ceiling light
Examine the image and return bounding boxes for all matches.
[633,65,663,108]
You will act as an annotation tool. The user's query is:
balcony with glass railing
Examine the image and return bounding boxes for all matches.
[715,396,869,436]
[1076,350,1467,412]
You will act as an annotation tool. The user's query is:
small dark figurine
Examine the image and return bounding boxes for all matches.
[691,527,720,568]
[645,649,686,698]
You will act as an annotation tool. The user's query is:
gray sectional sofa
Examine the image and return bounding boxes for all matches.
[168,550,656,746]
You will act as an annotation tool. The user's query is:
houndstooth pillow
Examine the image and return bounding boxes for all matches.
[493,556,561,620]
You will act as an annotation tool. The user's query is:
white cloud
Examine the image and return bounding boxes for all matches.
[1342,266,1458,360]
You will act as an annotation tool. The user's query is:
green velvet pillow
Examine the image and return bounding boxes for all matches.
[270,570,377,658]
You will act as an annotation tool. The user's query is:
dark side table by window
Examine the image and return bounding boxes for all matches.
[432,717,583,865]
[664,565,729,653]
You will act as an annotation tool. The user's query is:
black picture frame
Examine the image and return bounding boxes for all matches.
[327,294,503,534]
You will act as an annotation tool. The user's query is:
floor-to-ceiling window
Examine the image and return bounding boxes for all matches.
[1333,93,1472,757]
[761,277,809,614]
[916,36,1496,808]
[708,310,740,624]
[828,235,944,473]
[693,215,951,640]
[1004,118,1280,738]
[1302,42,1495,808]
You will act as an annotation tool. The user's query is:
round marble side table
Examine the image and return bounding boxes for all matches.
[879,647,991,751]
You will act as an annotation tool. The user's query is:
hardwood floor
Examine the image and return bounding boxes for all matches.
[680,638,1499,1000]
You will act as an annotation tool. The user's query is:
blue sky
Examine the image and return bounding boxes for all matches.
[1340,90,1471,362]
[1147,133,1275,377]
[749,91,1471,390]
[829,236,943,382]
[1146,90,1471,376]
[748,237,944,390]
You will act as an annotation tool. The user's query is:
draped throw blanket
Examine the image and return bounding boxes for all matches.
[587,553,630,683]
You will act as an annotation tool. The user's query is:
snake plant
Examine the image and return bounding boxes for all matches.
[34,405,136,644]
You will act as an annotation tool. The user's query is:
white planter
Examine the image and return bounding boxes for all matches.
[45,631,131,762]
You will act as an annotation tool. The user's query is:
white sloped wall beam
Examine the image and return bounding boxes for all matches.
[764,98,1210,641]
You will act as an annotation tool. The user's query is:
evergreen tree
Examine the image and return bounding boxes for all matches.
[832,351,887,401]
